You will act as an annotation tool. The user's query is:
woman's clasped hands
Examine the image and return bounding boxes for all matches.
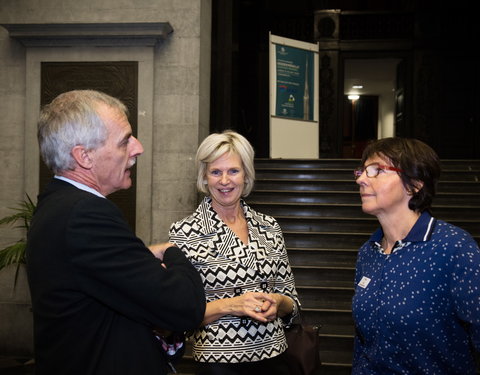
[235,291,279,323]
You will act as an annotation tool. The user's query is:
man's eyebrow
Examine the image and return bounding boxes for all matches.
[118,131,132,145]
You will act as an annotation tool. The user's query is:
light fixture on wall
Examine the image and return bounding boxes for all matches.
[348,94,360,157]
[348,84,362,102]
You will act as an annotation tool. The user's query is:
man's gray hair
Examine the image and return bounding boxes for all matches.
[37,90,128,174]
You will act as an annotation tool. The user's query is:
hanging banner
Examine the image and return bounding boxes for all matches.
[269,33,319,158]
[275,44,314,121]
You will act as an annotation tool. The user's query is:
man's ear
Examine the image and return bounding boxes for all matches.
[71,145,93,169]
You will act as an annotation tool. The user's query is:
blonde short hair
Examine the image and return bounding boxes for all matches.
[196,130,255,197]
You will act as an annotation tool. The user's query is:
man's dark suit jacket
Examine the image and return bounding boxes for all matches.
[26,179,206,375]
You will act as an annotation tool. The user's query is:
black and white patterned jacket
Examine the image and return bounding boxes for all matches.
[169,196,300,363]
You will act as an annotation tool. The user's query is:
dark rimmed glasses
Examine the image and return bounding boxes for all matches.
[354,163,404,180]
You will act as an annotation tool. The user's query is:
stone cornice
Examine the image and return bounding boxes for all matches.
[0,22,173,47]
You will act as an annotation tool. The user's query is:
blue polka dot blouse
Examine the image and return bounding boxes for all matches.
[352,211,480,374]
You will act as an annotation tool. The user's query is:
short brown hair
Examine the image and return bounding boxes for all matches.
[360,137,441,212]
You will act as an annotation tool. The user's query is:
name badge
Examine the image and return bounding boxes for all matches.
[358,276,371,289]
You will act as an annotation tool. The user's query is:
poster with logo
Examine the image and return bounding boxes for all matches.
[275,44,314,121]
[269,33,319,158]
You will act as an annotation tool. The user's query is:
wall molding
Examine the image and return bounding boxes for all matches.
[1,22,173,47]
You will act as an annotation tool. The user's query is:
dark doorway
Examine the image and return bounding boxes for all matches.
[40,61,138,231]
[342,95,378,158]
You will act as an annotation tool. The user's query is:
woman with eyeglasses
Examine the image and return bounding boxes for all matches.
[351,137,480,374]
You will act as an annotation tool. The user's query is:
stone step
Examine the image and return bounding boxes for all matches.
[292,266,355,288]
[285,229,480,248]
[318,334,354,358]
[255,158,480,171]
[255,168,480,181]
[287,248,358,268]
[284,231,370,249]
[251,201,480,221]
[278,216,378,233]
[254,178,480,193]
[255,158,361,169]
[301,308,355,336]
[248,190,480,205]
[255,179,360,191]
[250,202,368,218]
[276,216,480,238]
[296,285,354,311]
[318,360,352,375]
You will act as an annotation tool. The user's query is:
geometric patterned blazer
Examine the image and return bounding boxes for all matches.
[169,197,300,363]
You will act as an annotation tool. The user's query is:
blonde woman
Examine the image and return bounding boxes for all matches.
[169,130,300,375]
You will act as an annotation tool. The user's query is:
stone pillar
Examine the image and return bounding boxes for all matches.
[314,10,342,158]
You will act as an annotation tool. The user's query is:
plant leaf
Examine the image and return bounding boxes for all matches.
[0,242,26,271]
[0,194,36,231]
[0,194,35,273]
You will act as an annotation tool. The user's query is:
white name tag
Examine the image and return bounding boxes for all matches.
[358,276,371,289]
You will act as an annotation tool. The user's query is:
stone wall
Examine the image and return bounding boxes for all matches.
[0,0,211,356]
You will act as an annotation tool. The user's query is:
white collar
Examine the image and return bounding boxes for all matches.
[54,175,105,198]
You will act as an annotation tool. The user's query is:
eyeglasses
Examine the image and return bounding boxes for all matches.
[354,163,404,180]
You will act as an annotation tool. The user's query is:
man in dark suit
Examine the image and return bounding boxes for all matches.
[26,90,206,375]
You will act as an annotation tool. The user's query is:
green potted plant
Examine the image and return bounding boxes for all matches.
[0,194,36,286]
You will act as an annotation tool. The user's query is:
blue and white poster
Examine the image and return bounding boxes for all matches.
[275,44,314,121]
[269,33,319,158]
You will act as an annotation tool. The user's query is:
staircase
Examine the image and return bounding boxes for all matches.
[175,158,480,375]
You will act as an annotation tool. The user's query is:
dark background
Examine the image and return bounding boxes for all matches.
[209,0,480,159]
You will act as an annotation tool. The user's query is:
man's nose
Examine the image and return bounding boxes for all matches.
[131,136,144,156]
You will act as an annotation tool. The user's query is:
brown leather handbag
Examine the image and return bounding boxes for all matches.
[284,320,321,375]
